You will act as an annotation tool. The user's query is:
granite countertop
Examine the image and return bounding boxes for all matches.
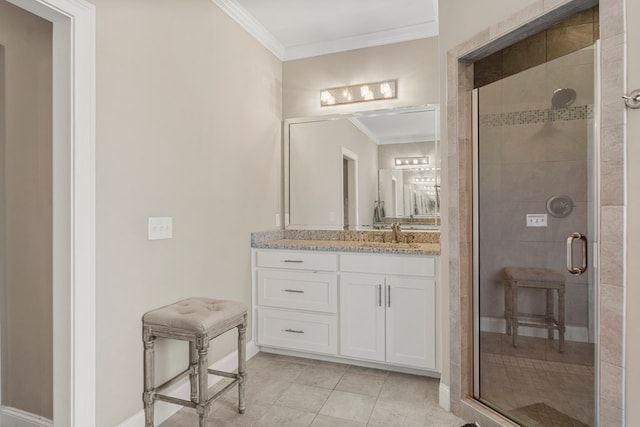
[251,230,441,256]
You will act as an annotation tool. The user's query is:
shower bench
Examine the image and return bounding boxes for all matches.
[502,267,566,353]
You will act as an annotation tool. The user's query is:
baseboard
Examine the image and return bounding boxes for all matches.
[438,382,450,412]
[480,316,589,343]
[117,340,258,427]
[0,406,52,427]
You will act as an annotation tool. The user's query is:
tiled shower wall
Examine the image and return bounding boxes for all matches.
[474,6,599,88]
[477,46,595,335]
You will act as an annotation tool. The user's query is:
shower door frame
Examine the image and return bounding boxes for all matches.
[470,40,601,416]
[445,1,626,426]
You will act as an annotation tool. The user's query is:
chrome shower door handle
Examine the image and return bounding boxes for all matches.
[567,232,588,275]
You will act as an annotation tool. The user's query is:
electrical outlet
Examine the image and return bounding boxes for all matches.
[148,217,173,240]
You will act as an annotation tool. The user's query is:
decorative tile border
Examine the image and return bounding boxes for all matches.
[479,104,593,127]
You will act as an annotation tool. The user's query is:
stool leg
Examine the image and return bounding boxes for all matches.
[143,334,156,427]
[546,289,554,341]
[505,284,512,336]
[238,320,247,414]
[197,338,209,427]
[512,284,519,348]
[189,341,198,402]
[558,288,566,353]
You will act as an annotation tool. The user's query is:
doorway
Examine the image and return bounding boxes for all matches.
[1,1,53,421]
[473,45,597,426]
[0,0,95,425]
[342,148,358,229]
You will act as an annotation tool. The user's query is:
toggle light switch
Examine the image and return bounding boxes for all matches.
[148,217,173,240]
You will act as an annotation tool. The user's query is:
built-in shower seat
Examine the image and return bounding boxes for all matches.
[502,267,565,352]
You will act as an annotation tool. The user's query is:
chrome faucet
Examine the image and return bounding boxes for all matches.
[391,222,402,243]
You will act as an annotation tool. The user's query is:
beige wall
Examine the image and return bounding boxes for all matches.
[626,0,640,424]
[438,0,538,388]
[88,0,282,425]
[0,1,53,419]
[283,38,439,119]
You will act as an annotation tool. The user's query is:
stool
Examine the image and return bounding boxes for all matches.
[502,267,566,353]
[142,297,248,427]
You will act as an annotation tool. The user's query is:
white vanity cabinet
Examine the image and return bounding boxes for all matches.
[254,250,339,355]
[340,254,437,370]
[253,248,438,373]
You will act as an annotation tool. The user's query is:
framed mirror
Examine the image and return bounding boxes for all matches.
[284,105,440,230]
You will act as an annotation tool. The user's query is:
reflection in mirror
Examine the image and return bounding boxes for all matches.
[285,106,440,230]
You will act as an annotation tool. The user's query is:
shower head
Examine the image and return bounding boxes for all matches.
[551,88,576,108]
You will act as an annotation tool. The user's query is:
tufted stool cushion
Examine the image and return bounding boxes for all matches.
[143,298,247,333]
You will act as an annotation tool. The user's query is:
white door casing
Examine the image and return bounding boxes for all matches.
[5,0,96,426]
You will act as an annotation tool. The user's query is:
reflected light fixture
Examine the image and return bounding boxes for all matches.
[320,80,397,106]
[394,156,429,167]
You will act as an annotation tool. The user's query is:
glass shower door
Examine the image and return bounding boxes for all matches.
[473,45,597,426]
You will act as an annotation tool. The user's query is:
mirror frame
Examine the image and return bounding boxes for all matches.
[283,105,440,230]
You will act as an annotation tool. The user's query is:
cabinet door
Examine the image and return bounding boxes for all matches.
[385,277,436,370]
[339,273,385,362]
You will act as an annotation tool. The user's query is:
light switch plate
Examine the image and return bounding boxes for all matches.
[526,214,547,227]
[148,217,173,240]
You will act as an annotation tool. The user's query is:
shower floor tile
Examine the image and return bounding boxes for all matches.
[479,332,595,426]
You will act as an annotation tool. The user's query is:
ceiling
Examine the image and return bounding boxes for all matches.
[351,108,438,145]
[210,0,440,143]
[211,0,439,61]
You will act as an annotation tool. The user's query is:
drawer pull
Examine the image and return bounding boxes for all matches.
[284,328,305,334]
[283,259,303,263]
[284,289,305,293]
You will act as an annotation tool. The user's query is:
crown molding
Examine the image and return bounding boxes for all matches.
[283,21,439,61]
[212,0,438,62]
[210,0,285,60]
[350,117,381,144]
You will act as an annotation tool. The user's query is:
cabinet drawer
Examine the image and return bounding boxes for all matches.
[257,270,337,313]
[340,253,436,277]
[257,308,338,355]
[257,250,338,271]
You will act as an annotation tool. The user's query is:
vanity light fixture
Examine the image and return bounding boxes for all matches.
[415,177,436,183]
[320,80,397,106]
[394,156,429,167]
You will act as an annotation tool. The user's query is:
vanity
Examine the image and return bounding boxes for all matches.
[251,231,441,375]
[251,105,442,375]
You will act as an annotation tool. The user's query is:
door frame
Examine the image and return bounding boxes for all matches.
[446,0,625,426]
[4,0,96,425]
[469,44,600,410]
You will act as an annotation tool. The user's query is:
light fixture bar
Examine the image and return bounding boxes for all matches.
[320,80,397,107]
[394,156,429,167]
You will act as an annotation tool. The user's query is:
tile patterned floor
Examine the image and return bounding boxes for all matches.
[479,332,595,426]
[160,352,465,427]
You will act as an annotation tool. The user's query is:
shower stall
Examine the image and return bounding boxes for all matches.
[473,44,598,426]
